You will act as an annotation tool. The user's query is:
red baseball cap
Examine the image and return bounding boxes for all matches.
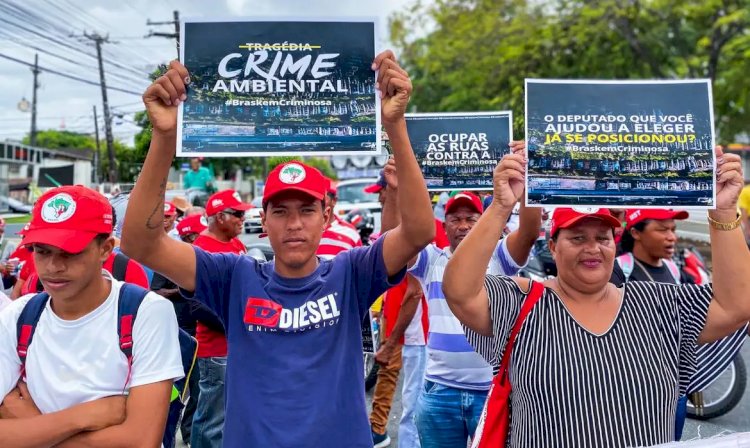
[550,207,622,237]
[206,189,252,217]
[364,170,387,194]
[327,178,338,197]
[445,192,483,215]
[177,214,208,236]
[625,209,689,229]
[24,185,113,253]
[263,162,326,205]
[164,201,177,217]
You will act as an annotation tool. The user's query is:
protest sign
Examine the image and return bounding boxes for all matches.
[178,18,379,157]
[399,112,512,191]
[525,80,715,208]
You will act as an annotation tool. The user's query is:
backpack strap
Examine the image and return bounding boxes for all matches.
[117,283,149,391]
[617,253,634,282]
[498,281,545,385]
[16,292,50,379]
[112,252,130,282]
[664,259,681,284]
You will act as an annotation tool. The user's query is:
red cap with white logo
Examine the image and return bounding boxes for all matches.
[263,162,327,206]
[625,209,689,229]
[206,189,252,217]
[164,201,177,217]
[445,192,483,215]
[176,214,208,236]
[550,207,622,237]
[24,185,114,253]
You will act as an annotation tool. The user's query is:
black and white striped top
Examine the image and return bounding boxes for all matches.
[465,276,713,448]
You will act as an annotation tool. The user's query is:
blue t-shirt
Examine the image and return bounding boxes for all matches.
[186,237,403,447]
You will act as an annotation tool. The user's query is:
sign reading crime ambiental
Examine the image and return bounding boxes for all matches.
[178,18,379,156]
[525,79,715,208]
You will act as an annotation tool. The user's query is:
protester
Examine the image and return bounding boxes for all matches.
[151,212,208,444]
[181,188,250,448]
[0,185,183,447]
[316,178,362,259]
[0,217,15,262]
[444,146,750,447]
[406,158,541,447]
[369,164,449,448]
[184,158,215,193]
[122,51,434,447]
[611,208,747,438]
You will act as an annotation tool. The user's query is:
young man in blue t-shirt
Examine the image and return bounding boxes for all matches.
[121,50,436,447]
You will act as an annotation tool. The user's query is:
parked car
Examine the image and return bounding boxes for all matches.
[0,196,32,214]
[333,178,382,231]
[244,197,264,234]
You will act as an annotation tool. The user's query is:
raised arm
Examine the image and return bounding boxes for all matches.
[379,158,399,234]
[120,61,197,291]
[443,151,526,335]
[699,147,750,343]
[377,51,435,276]
[504,141,542,266]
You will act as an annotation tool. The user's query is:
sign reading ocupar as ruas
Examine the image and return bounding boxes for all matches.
[178,18,380,157]
[402,112,513,191]
[525,79,716,208]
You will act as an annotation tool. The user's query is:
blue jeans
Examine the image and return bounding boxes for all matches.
[415,380,488,448]
[400,346,426,448]
[190,357,226,448]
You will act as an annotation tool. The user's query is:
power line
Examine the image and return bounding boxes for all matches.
[0,52,141,95]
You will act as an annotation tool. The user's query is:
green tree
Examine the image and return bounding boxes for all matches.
[390,0,750,142]
[267,156,337,179]
[23,130,97,150]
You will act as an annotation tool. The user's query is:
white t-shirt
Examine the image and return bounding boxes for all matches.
[403,299,426,346]
[0,291,11,313]
[0,273,184,414]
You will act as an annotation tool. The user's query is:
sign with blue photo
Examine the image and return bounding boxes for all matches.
[402,112,512,191]
[178,18,379,156]
[525,79,716,208]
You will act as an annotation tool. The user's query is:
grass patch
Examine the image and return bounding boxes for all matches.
[3,215,32,224]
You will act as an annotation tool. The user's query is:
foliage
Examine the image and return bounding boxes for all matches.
[389,0,750,142]
[267,156,337,179]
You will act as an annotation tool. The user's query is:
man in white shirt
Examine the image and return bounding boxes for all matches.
[0,185,183,447]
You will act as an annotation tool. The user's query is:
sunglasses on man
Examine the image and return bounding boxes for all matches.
[221,210,246,219]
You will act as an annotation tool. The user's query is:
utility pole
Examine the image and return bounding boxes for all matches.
[83,32,117,183]
[147,10,180,59]
[30,53,40,147]
[92,105,100,185]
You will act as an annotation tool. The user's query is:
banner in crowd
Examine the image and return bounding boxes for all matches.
[525,79,716,208]
[401,112,513,191]
[178,18,379,156]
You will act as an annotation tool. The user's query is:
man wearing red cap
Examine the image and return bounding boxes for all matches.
[185,188,249,448]
[123,50,435,448]
[0,185,183,447]
[404,159,541,447]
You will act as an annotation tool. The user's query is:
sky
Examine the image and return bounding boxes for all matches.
[0,0,420,146]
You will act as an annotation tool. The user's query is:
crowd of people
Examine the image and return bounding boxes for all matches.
[0,49,748,448]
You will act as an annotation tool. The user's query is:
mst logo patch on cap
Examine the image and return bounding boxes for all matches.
[279,163,306,185]
[41,193,77,223]
[572,207,600,214]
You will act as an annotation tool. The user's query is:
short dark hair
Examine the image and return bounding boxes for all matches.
[94,233,112,245]
[620,220,650,253]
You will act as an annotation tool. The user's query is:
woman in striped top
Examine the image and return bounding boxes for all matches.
[442,146,750,447]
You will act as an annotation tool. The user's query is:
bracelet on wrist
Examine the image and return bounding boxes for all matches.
[707,212,742,231]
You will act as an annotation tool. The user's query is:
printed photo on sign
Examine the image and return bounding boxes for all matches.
[396,112,512,191]
[178,17,380,157]
[525,79,716,208]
